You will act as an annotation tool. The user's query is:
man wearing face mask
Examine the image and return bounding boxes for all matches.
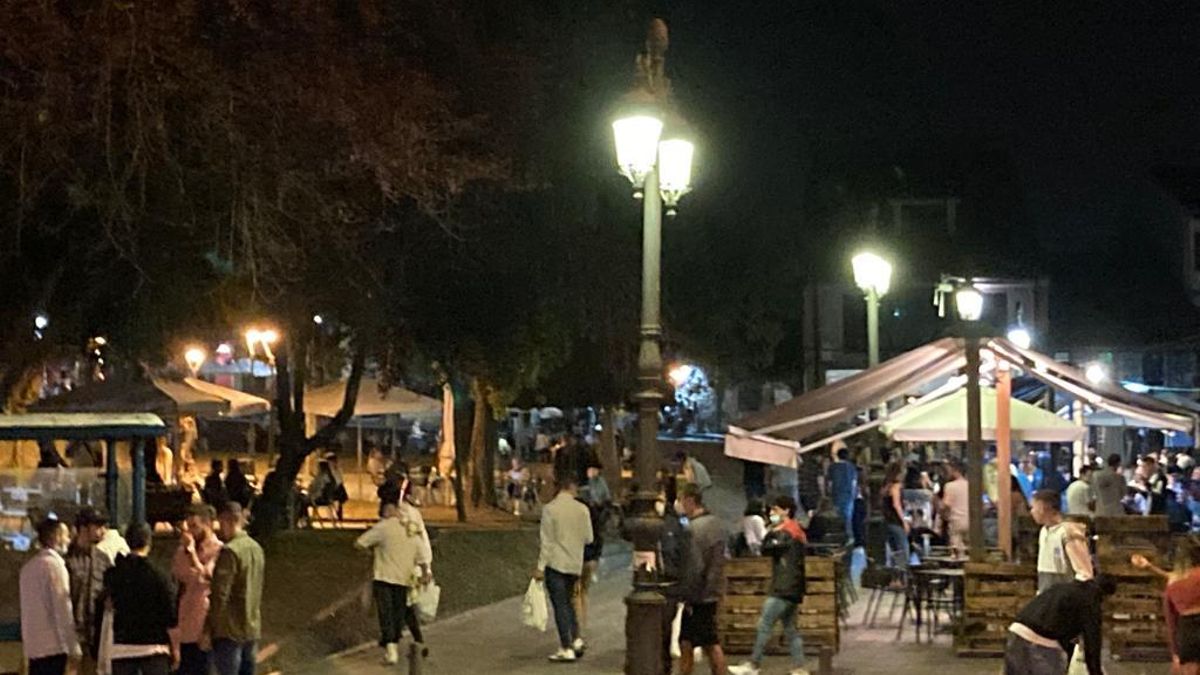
[729,496,810,675]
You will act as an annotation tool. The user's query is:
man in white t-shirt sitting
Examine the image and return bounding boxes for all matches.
[940,459,970,555]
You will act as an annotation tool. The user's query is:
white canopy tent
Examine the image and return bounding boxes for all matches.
[883,388,1086,443]
[182,378,270,417]
[304,377,441,419]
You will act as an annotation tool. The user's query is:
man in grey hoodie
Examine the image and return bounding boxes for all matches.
[673,483,727,675]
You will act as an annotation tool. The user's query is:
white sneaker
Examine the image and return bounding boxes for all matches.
[728,663,760,675]
[383,643,399,665]
[571,638,586,656]
[548,647,578,662]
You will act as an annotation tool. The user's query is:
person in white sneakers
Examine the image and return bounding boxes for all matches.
[533,472,593,662]
[356,502,432,665]
[729,495,811,675]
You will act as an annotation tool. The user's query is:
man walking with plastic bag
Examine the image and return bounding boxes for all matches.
[532,472,593,662]
[356,502,432,664]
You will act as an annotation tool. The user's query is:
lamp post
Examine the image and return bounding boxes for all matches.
[611,19,695,675]
[955,284,987,561]
[851,252,892,370]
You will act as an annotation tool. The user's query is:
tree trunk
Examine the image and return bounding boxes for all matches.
[468,378,489,508]
[482,409,499,508]
[250,335,365,539]
[451,381,472,522]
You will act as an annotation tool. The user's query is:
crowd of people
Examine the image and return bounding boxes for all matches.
[19,502,263,675]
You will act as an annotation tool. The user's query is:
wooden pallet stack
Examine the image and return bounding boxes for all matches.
[1094,516,1171,662]
[956,561,1037,657]
[719,554,841,656]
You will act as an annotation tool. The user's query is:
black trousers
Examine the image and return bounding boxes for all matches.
[373,581,423,645]
[28,654,67,675]
[178,643,211,675]
[111,655,171,675]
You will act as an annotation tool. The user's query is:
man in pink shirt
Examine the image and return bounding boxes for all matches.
[171,504,224,675]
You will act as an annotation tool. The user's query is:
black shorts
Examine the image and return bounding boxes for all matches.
[1179,614,1200,663]
[679,602,720,647]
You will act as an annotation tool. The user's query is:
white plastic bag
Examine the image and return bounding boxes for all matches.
[1066,644,1088,675]
[410,582,441,623]
[670,603,683,658]
[522,579,548,632]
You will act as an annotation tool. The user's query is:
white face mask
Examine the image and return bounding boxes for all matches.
[769,514,782,525]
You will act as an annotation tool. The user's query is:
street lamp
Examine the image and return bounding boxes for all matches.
[954,283,987,561]
[611,18,695,675]
[184,347,206,376]
[851,252,892,368]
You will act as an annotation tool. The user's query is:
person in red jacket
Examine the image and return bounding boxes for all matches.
[729,495,810,675]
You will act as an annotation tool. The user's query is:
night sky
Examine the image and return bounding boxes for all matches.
[648,3,1200,346]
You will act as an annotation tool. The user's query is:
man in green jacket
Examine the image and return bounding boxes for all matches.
[207,502,264,675]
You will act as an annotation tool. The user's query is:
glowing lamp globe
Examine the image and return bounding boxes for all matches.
[657,137,695,212]
[1085,363,1107,385]
[184,347,206,375]
[612,115,663,188]
[1007,327,1032,350]
[851,252,892,297]
[955,287,984,322]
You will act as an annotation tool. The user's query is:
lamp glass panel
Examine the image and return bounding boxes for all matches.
[612,115,663,183]
[657,138,694,192]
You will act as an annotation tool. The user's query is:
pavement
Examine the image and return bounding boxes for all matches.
[321,555,1172,675]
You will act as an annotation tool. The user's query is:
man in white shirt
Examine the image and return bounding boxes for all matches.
[1065,466,1095,517]
[940,460,970,555]
[533,476,593,663]
[1032,489,1093,593]
[20,516,80,675]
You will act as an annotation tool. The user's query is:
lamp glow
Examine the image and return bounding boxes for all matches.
[259,329,279,345]
[1085,363,1107,385]
[851,252,893,297]
[34,314,49,330]
[669,364,695,387]
[657,137,694,211]
[313,314,324,325]
[1006,327,1032,350]
[955,286,985,322]
[612,115,664,187]
[184,347,206,375]
[244,329,260,354]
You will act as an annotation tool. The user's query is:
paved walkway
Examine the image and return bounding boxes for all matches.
[323,559,1171,675]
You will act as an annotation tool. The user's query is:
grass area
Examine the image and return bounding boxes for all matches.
[2,524,541,673]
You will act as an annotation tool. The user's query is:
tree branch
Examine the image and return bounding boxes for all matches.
[305,340,366,452]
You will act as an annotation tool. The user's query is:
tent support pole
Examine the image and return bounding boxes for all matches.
[996,361,1013,561]
[132,438,147,527]
[357,424,364,502]
[105,438,118,521]
[966,336,985,562]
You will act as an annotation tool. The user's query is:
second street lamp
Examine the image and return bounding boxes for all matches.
[851,251,892,369]
[611,18,695,675]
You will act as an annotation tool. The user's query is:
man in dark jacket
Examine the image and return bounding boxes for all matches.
[729,495,810,675]
[100,522,178,675]
[1004,576,1115,675]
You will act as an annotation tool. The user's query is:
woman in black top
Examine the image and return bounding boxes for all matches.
[98,523,177,675]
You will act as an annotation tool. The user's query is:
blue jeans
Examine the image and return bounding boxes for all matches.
[212,639,257,675]
[834,497,855,544]
[750,596,804,667]
[544,567,579,649]
[1004,633,1067,674]
[886,523,910,570]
